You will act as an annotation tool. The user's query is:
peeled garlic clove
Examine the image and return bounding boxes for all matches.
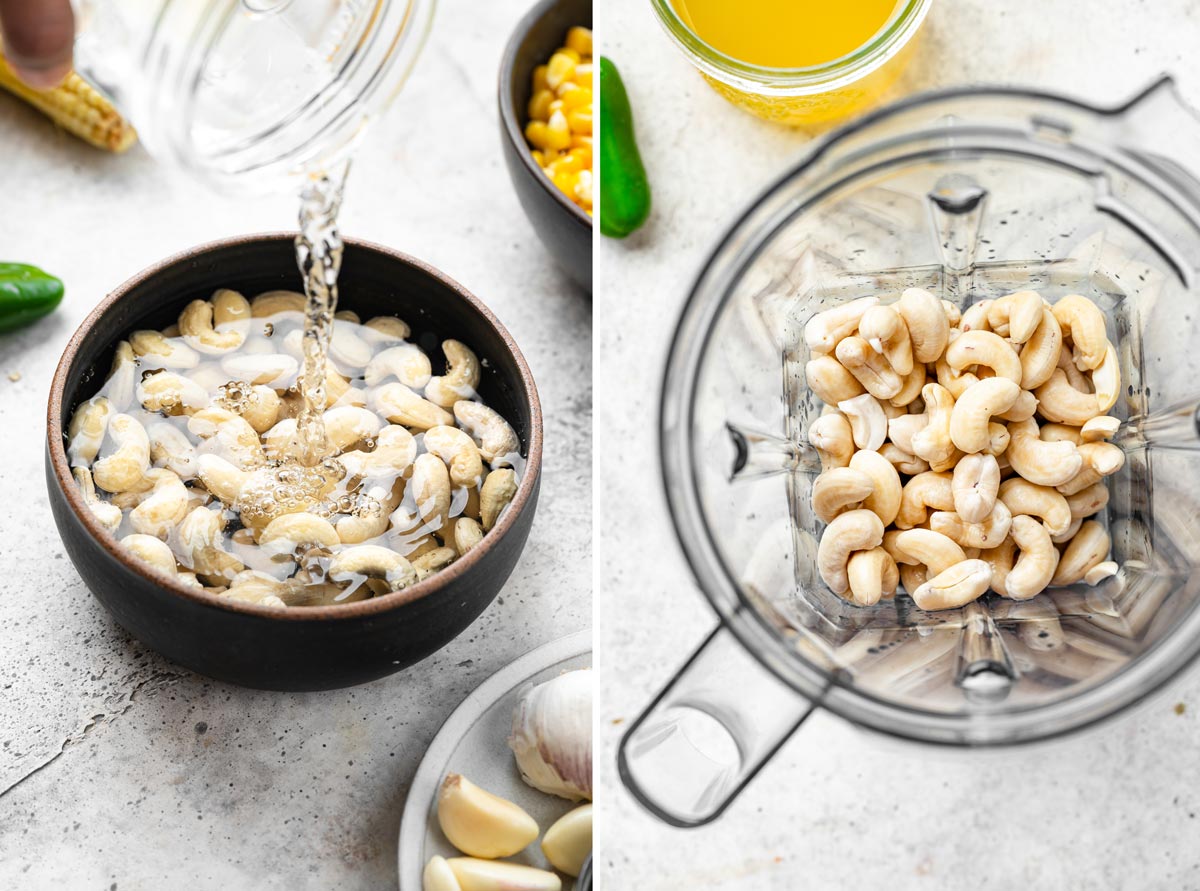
[508,669,592,801]
[541,804,592,878]
[436,773,539,859]
[447,858,561,891]
[424,855,464,891]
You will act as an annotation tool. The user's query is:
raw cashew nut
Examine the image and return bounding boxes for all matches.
[896,471,955,529]
[987,290,1043,343]
[365,315,412,341]
[337,480,404,544]
[371,383,455,430]
[196,454,251,505]
[845,546,899,606]
[1056,442,1125,496]
[848,449,902,526]
[1018,308,1063,389]
[816,509,885,594]
[323,406,384,452]
[364,344,433,389]
[423,426,485,489]
[803,295,878,356]
[395,453,454,533]
[480,468,518,531]
[1051,516,1083,545]
[328,327,373,372]
[896,288,949,363]
[887,413,927,454]
[1005,515,1058,600]
[1080,416,1120,442]
[223,571,288,608]
[879,443,929,476]
[340,425,417,480]
[413,547,457,581]
[454,401,521,467]
[220,352,298,387]
[941,299,962,327]
[805,355,865,405]
[260,512,340,551]
[890,365,926,407]
[986,422,1010,456]
[835,335,902,400]
[176,505,243,583]
[238,385,282,434]
[998,477,1072,535]
[952,453,1000,523]
[930,501,1012,549]
[179,290,251,354]
[67,396,114,467]
[809,412,855,470]
[451,517,485,555]
[899,562,928,595]
[1090,342,1121,414]
[981,536,1017,596]
[912,559,991,611]
[837,393,888,451]
[121,534,179,576]
[891,529,966,575]
[1039,423,1082,445]
[945,330,1023,385]
[250,290,306,318]
[1084,561,1119,586]
[328,545,418,591]
[950,378,1020,453]
[1034,369,1104,425]
[104,341,138,409]
[1050,520,1111,586]
[1051,294,1107,370]
[934,355,977,400]
[1006,417,1082,487]
[93,413,151,493]
[1065,482,1109,519]
[129,330,200,369]
[811,467,874,524]
[137,370,211,415]
[74,467,122,532]
[129,469,190,538]
[188,408,265,469]
[910,383,957,470]
[859,305,914,375]
[960,300,993,333]
[425,340,481,408]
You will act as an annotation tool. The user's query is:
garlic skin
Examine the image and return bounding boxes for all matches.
[508,669,592,801]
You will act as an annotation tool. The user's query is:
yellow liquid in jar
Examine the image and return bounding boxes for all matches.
[673,0,900,69]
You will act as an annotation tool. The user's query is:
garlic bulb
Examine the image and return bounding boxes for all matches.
[508,668,592,801]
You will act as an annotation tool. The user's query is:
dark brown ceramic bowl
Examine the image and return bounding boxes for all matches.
[499,0,593,293]
[46,234,542,691]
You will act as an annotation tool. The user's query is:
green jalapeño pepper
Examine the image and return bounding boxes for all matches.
[0,263,64,333]
[599,57,651,239]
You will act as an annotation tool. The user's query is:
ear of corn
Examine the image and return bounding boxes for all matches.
[0,53,136,152]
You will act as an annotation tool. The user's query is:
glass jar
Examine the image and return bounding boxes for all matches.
[71,0,435,191]
[648,0,931,128]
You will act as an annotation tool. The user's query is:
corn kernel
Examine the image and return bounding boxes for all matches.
[545,109,572,151]
[575,169,593,206]
[532,64,550,93]
[573,63,594,86]
[560,85,591,112]
[528,88,554,122]
[548,99,565,116]
[525,120,551,151]
[566,110,592,136]
[546,52,577,90]
[565,26,593,57]
[531,150,546,166]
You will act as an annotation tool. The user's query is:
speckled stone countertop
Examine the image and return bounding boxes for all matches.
[596,1,1200,888]
[0,2,590,887]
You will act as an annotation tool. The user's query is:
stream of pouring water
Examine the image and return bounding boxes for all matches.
[294,162,349,466]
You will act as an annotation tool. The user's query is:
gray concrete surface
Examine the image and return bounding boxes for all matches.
[596,1,1200,888]
[0,2,591,887]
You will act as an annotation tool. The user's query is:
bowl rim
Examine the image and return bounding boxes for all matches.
[497,0,593,232]
[46,232,544,623]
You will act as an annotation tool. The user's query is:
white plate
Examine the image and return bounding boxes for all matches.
[398,630,592,889]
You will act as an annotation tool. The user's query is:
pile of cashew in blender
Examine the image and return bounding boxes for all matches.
[805,288,1123,611]
[65,288,523,608]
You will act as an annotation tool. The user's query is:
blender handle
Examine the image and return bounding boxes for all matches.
[617,621,818,827]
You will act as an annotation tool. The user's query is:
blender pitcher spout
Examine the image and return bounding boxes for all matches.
[618,622,818,827]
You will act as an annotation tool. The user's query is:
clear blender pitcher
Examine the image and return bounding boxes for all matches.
[619,77,1200,827]
[69,0,434,190]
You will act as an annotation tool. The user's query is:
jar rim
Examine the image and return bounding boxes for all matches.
[649,0,932,94]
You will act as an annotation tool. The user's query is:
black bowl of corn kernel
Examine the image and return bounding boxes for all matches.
[499,0,593,293]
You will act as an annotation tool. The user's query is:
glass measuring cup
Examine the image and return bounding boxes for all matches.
[619,77,1200,827]
[69,0,434,190]
[649,0,931,128]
